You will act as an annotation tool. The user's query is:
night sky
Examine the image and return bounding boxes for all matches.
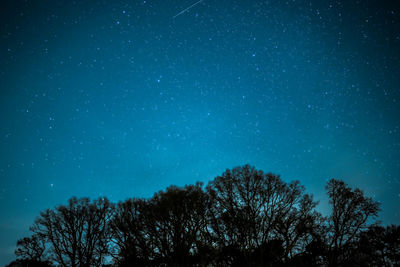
[1,0,399,264]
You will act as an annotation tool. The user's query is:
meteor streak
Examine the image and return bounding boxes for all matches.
[173,0,205,18]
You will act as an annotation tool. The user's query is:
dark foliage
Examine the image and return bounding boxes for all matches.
[9,165,398,267]
[5,259,54,267]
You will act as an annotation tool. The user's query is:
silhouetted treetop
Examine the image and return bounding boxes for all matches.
[10,165,396,267]
[27,197,113,267]
[325,178,381,266]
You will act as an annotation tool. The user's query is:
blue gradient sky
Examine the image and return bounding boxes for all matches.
[1,0,399,264]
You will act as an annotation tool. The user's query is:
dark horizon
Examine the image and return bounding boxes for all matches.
[1,0,399,265]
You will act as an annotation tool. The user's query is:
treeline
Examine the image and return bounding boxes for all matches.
[7,165,400,267]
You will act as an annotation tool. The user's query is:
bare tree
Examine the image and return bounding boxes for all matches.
[111,183,213,266]
[15,234,46,261]
[325,179,380,266]
[110,198,154,266]
[146,183,211,266]
[30,197,113,267]
[12,167,394,267]
[206,165,320,264]
[275,193,324,259]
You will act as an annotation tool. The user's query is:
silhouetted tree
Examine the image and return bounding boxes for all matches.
[111,183,213,266]
[15,234,46,262]
[274,189,324,260]
[29,197,113,267]
[148,183,212,266]
[206,165,320,264]
[355,224,400,266]
[110,198,154,266]
[325,179,380,266]
[384,224,400,266]
[12,165,399,267]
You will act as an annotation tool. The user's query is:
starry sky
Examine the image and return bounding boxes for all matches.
[1,0,399,264]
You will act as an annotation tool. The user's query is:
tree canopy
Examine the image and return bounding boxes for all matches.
[11,165,398,267]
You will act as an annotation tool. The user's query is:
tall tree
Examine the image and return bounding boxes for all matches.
[275,193,324,260]
[325,179,380,266]
[110,198,154,266]
[29,197,113,267]
[206,165,320,264]
[149,183,213,266]
[111,183,213,266]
